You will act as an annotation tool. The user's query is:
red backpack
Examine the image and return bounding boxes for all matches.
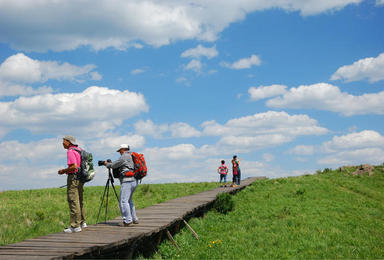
[131,152,147,181]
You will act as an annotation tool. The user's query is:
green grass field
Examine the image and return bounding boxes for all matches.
[2,166,384,259]
[0,182,218,246]
[151,166,384,259]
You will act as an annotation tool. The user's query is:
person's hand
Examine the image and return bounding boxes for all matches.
[58,169,65,175]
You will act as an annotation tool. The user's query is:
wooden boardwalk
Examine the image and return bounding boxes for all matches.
[0,177,264,259]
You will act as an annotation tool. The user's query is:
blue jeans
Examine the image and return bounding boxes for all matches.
[219,174,227,183]
[119,180,138,224]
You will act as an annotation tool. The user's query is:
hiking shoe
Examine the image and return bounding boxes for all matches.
[133,220,139,224]
[120,222,132,227]
[64,226,82,233]
[81,222,87,228]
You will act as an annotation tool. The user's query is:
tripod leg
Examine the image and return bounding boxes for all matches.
[110,180,120,204]
[96,178,109,224]
[105,182,110,224]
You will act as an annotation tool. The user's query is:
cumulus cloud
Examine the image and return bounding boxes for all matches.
[331,53,384,83]
[181,45,218,59]
[0,53,100,83]
[131,69,146,75]
[377,0,384,5]
[202,111,328,152]
[318,130,384,166]
[221,54,261,70]
[184,59,202,73]
[322,130,384,153]
[0,81,53,97]
[134,119,201,139]
[288,145,314,155]
[266,83,384,116]
[0,0,362,52]
[248,84,288,101]
[0,86,149,138]
[142,144,269,183]
[0,53,101,97]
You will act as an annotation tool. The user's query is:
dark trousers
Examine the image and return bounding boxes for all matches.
[233,173,241,185]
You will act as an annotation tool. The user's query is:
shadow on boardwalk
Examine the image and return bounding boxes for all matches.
[0,177,265,260]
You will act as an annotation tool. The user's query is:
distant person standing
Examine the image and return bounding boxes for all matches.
[231,155,241,187]
[217,160,228,187]
[58,135,87,233]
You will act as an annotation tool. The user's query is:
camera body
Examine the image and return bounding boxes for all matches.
[98,159,111,166]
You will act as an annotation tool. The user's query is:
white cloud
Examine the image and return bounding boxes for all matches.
[0,138,61,162]
[376,0,384,6]
[184,59,202,73]
[88,133,146,156]
[0,53,101,97]
[90,72,102,81]
[262,153,275,162]
[202,111,328,152]
[331,53,384,83]
[170,122,201,138]
[134,119,201,139]
[248,84,288,101]
[318,130,384,167]
[0,81,53,97]
[221,54,261,70]
[288,145,314,155]
[0,0,362,52]
[318,148,384,166]
[322,130,384,153]
[131,69,145,75]
[0,53,99,83]
[181,45,218,59]
[0,86,149,138]
[266,83,384,116]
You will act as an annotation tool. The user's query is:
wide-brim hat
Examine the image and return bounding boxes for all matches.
[116,144,130,152]
[63,135,77,145]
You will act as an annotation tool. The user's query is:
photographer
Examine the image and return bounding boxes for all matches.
[102,144,139,227]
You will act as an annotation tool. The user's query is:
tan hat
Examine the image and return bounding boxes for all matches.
[116,144,130,152]
[63,135,77,145]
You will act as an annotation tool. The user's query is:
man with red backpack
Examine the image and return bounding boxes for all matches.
[217,160,228,187]
[102,144,139,227]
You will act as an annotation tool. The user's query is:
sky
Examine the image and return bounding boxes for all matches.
[0,0,383,191]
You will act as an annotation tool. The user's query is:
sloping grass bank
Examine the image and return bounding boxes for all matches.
[152,167,384,259]
[0,182,218,246]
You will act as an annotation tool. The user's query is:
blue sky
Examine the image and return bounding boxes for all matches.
[0,0,383,191]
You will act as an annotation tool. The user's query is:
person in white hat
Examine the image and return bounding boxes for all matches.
[58,135,87,233]
[102,144,139,226]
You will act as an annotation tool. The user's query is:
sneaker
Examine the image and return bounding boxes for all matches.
[81,222,87,228]
[120,222,132,227]
[133,220,139,224]
[64,226,82,233]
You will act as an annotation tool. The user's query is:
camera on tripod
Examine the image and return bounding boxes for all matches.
[98,159,111,166]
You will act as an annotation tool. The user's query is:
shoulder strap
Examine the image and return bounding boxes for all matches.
[70,147,81,154]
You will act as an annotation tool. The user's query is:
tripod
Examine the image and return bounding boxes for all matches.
[96,168,120,224]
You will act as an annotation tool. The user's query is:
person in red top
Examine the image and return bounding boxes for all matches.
[217,160,228,187]
[58,135,87,233]
[231,155,241,187]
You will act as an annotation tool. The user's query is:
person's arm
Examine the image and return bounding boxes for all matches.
[58,163,78,175]
[105,157,125,169]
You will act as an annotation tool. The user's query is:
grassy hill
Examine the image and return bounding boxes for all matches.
[2,166,384,259]
[151,166,384,259]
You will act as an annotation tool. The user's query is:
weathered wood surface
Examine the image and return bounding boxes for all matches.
[0,177,264,259]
